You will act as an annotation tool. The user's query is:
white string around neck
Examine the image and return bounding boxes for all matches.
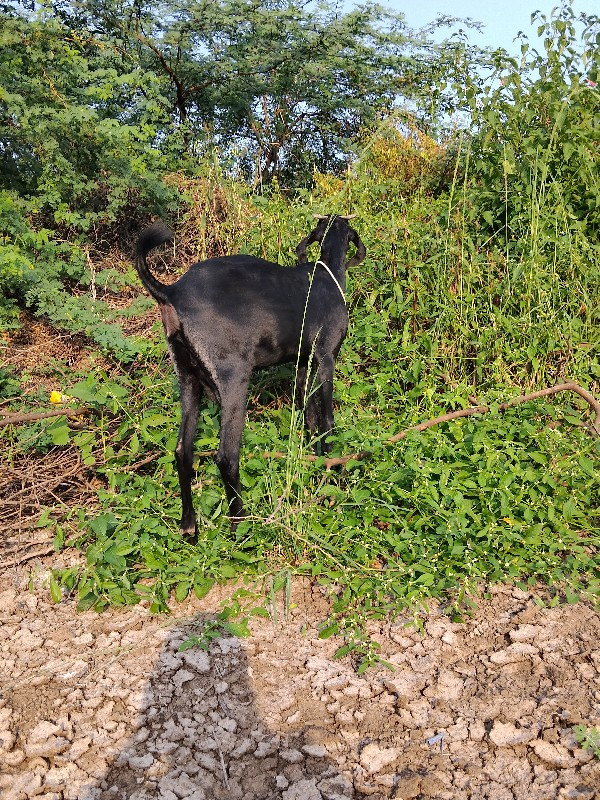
[315,259,346,305]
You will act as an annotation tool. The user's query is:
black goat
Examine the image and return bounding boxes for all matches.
[135,215,366,537]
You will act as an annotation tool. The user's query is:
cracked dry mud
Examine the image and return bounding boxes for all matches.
[1,560,599,800]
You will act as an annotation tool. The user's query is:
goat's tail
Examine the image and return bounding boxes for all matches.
[134,221,174,305]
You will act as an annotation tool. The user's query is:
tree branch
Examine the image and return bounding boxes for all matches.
[135,32,189,121]
[387,382,600,443]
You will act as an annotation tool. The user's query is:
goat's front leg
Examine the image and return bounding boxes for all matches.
[316,355,336,455]
[297,365,319,436]
[175,377,202,541]
[215,377,250,529]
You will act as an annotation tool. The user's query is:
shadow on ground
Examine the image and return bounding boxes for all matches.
[95,615,353,800]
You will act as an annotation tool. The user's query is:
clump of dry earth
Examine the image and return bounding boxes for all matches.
[1,560,599,800]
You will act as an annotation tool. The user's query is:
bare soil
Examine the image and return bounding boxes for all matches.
[2,313,599,800]
[1,550,599,800]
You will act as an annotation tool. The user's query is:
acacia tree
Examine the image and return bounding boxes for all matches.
[0,5,182,229]
[50,0,488,186]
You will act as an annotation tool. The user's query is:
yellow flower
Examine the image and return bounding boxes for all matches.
[50,391,75,404]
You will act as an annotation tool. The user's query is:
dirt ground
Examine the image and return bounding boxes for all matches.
[1,548,599,800]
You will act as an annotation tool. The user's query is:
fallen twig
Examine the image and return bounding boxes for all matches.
[386,381,600,444]
[0,447,95,536]
[263,381,600,469]
[1,546,57,569]
[126,450,163,472]
[0,407,88,428]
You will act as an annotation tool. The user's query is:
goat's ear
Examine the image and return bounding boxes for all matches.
[346,226,367,268]
[296,228,320,263]
[339,214,357,220]
[312,214,329,220]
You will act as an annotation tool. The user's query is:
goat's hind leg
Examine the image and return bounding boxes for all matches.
[215,374,250,529]
[175,376,202,542]
[296,364,320,440]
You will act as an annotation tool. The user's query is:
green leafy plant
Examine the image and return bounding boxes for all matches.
[573,725,600,760]
[178,590,270,651]
[466,5,599,245]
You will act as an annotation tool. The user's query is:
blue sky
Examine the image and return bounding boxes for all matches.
[381,0,588,55]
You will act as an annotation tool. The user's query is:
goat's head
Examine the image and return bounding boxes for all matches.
[296,215,366,269]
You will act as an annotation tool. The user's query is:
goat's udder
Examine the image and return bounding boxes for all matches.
[159,303,181,338]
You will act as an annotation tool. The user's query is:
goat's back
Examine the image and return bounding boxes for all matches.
[168,256,348,370]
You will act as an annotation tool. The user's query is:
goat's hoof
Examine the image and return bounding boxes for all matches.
[229,515,245,532]
[180,524,199,545]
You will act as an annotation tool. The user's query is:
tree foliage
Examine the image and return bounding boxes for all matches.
[0,6,178,228]
[44,0,486,185]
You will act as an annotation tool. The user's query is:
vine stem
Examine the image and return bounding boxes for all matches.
[0,407,88,428]
[263,381,600,469]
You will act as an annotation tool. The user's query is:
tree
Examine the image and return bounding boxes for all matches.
[49,0,487,186]
[0,3,182,341]
[0,5,179,229]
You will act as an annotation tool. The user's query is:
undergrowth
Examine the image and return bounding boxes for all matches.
[4,175,600,666]
[3,161,600,667]
[7,340,599,668]
[1,6,599,670]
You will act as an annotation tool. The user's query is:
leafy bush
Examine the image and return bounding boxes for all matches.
[0,189,147,357]
[466,5,600,246]
[360,117,456,197]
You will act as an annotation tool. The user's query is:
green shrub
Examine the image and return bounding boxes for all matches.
[466,5,599,247]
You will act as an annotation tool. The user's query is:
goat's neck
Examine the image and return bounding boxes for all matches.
[318,251,346,286]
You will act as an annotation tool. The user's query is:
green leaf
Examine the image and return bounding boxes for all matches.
[578,456,596,477]
[175,581,191,602]
[49,574,62,603]
[89,514,117,538]
[529,452,547,465]
[178,636,202,652]
[47,417,70,445]
[53,525,65,551]
[357,659,372,675]
[219,564,238,579]
[563,142,575,162]
[194,579,214,600]
[77,592,99,612]
[224,620,251,638]
[416,572,435,586]
[318,623,339,639]
[565,587,579,604]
